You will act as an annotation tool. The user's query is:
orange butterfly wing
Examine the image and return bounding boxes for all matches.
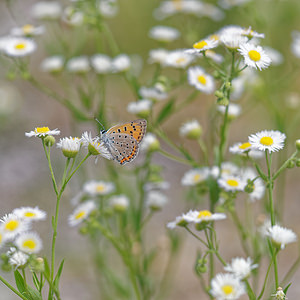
[106,119,147,144]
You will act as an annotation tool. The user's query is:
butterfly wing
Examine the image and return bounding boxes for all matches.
[103,132,139,165]
[106,119,147,144]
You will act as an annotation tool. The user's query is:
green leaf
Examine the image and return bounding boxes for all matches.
[14,270,26,294]
[32,273,40,291]
[43,257,50,280]
[27,286,42,300]
[53,259,65,290]
[156,98,175,125]
[283,283,292,294]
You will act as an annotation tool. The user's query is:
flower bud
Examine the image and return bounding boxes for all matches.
[296,139,300,150]
[287,160,295,169]
[214,90,224,98]
[217,97,229,106]
[30,257,45,273]
[44,135,56,147]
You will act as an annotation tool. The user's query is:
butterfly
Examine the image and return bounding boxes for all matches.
[100,119,147,165]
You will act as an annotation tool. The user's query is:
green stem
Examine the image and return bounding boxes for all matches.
[184,226,209,247]
[0,275,27,300]
[266,152,275,226]
[245,280,256,300]
[257,259,273,300]
[273,150,298,180]
[158,149,194,166]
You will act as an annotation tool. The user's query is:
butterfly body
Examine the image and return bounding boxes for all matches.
[101,119,147,165]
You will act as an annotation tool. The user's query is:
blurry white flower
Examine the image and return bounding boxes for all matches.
[149,26,180,42]
[83,180,115,196]
[183,210,226,224]
[181,168,210,186]
[229,142,252,155]
[203,50,224,63]
[139,85,168,102]
[219,0,251,9]
[241,27,265,39]
[219,25,248,50]
[188,66,215,94]
[68,201,96,226]
[267,225,297,249]
[248,130,286,153]
[291,31,300,58]
[186,39,218,55]
[57,137,81,158]
[127,99,152,117]
[148,49,169,64]
[4,37,36,57]
[140,133,160,152]
[257,216,272,237]
[7,248,29,268]
[25,126,60,138]
[15,232,43,254]
[32,1,62,20]
[231,77,245,100]
[98,0,119,18]
[224,257,258,279]
[264,47,283,66]
[90,54,112,74]
[66,56,90,74]
[165,50,194,68]
[109,195,129,212]
[217,104,241,119]
[167,215,188,229]
[242,168,265,201]
[211,273,246,300]
[10,24,45,37]
[218,175,246,192]
[62,6,84,26]
[210,162,239,179]
[12,207,47,222]
[146,191,167,210]
[112,54,131,72]
[144,181,170,191]
[179,120,202,139]
[41,56,64,73]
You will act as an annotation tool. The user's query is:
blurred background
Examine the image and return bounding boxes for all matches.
[1,0,300,299]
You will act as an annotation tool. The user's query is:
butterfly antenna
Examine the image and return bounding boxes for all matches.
[94,118,105,131]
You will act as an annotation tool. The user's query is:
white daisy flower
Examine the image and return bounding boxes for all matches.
[148,49,169,64]
[127,99,152,118]
[238,43,271,71]
[15,232,43,254]
[66,56,90,74]
[179,120,202,139]
[219,25,248,50]
[1,214,30,239]
[98,0,119,18]
[183,209,226,224]
[165,50,194,68]
[4,37,36,57]
[145,191,168,210]
[241,27,265,39]
[12,207,47,222]
[186,38,218,54]
[109,195,129,212]
[25,126,60,138]
[81,131,112,160]
[149,25,180,42]
[291,31,300,58]
[57,136,81,158]
[167,214,189,229]
[181,168,210,186]
[62,6,84,26]
[224,257,258,279]
[8,248,29,268]
[68,201,96,226]
[90,54,112,74]
[188,66,215,94]
[41,56,64,73]
[217,103,241,119]
[139,84,168,102]
[10,24,45,37]
[218,175,246,192]
[264,47,284,66]
[144,181,170,192]
[83,180,115,196]
[210,162,240,178]
[248,130,286,153]
[111,54,131,72]
[241,168,265,201]
[229,142,252,154]
[31,1,62,20]
[210,273,246,300]
[267,225,297,250]
[140,133,160,152]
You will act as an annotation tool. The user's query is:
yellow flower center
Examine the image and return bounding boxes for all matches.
[222,285,234,295]
[226,179,239,187]
[193,174,201,182]
[15,43,26,50]
[193,40,208,50]
[260,136,273,146]
[5,220,19,231]
[22,24,34,35]
[24,212,36,218]
[23,239,36,250]
[239,142,251,150]
[96,184,105,192]
[197,210,212,219]
[209,34,219,41]
[35,127,50,134]
[197,75,207,85]
[248,50,261,62]
[175,57,186,64]
[75,211,86,220]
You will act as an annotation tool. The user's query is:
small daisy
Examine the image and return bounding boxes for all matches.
[218,175,246,192]
[181,168,210,186]
[149,25,180,42]
[224,257,258,279]
[248,130,286,153]
[145,191,168,210]
[167,214,189,229]
[186,38,218,54]
[4,37,36,57]
[183,209,226,224]
[229,142,252,154]
[12,207,47,222]
[10,24,45,37]
[25,126,60,138]
[111,54,131,72]
[148,49,169,65]
[31,1,62,20]
[7,248,29,268]
[83,180,115,196]
[57,136,81,158]
[217,104,241,119]
[267,225,297,250]
[188,66,215,94]
[165,50,194,68]
[140,133,160,152]
[109,195,129,212]
[210,162,240,178]
[238,43,271,70]
[210,273,246,300]
[139,85,168,102]
[62,6,84,26]
[1,214,30,239]
[66,56,90,74]
[68,201,96,226]
[90,54,112,74]
[15,232,42,254]
[241,27,265,39]
[220,32,248,50]
[127,99,152,118]
[41,56,64,73]
[179,120,202,139]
